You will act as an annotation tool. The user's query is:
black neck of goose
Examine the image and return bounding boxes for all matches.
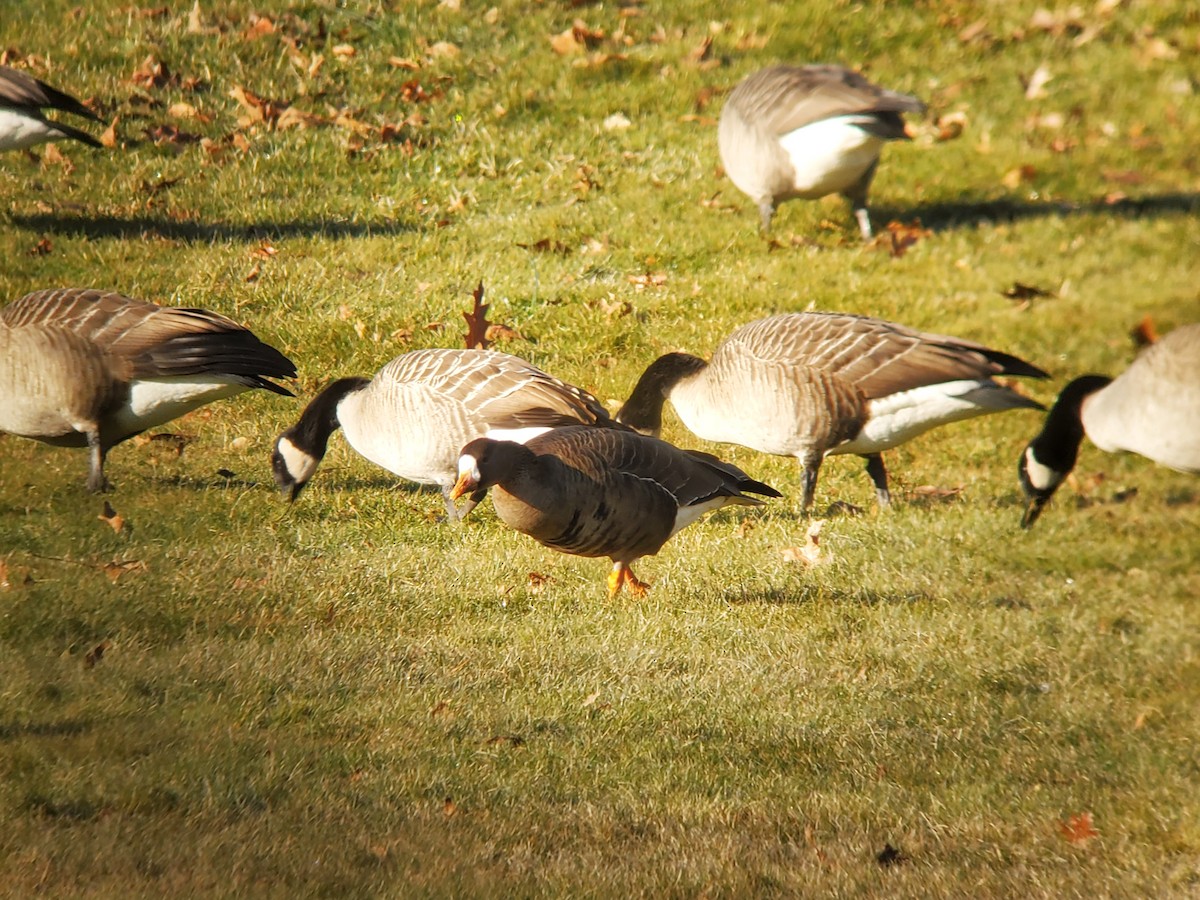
[285,376,370,457]
[616,353,708,436]
[1027,374,1112,474]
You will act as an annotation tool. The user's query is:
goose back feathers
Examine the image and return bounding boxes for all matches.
[618,312,1047,513]
[452,426,781,597]
[271,349,621,520]
[1019,324,1200,527]
[718,64,925,238]
[1,288,296,491]
[0,65,104,150]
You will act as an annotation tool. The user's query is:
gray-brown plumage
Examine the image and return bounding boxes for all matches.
[1,288,296,491]
[451,426,781,597]
[0,65,104,151]
[617,312,1048,513]
[1018,323,1200,527]
[718,64,925,238]
[271,348,623,520]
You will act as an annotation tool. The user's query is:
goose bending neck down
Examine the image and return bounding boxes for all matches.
[450,426,781,598]
[1018,324,1200,528]
[271,349,622,522]
[0,288,296,491]
[617,312,1048,514]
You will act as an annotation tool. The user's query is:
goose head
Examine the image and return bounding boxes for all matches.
[1019,374,1111,528]
[450,437,534,501]
[616,352,709,437]
[272,376,368,501]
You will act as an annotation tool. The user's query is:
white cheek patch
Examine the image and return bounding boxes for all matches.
[457,453,480,481]
[277,436,319,484]
[1023,446,1060,492]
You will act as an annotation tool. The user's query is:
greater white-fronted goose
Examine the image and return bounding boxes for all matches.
[450,426,781,597]
[718,64,925,239]
[0,65,104,151]
[271,349,621,520]
[1018,323,1200,528]
[0,288,296,491]
[617,312,1048,513]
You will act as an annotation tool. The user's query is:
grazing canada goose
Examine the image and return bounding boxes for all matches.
[271,349,621,520]
[617,312,1049,513]
[451,426,781,597]
[1018,324,1200,528]
[0,288,296,491]
[0,65,104,151]
[718,64,926,239]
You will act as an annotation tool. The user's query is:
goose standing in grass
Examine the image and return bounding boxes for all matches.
[718,64,925,239]
[451,426,781,598]
[617,312,1048,514]
[1018,324,1200,528]
[0,65,104,151]
[271,349,621,521]
[0,288,296,491]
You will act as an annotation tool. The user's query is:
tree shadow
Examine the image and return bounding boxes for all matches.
[879,190,1200,233]
[8,212,419,243]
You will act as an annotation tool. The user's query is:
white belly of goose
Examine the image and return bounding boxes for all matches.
[0,109,59,150]
[778,116,887,198]
[835,380,1011,457]
[108,376,249,439]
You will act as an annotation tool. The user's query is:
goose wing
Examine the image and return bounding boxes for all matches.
[732,65,924,139]
[3,288,296,394]
[723,312,1047,400]
[0,66,100,121]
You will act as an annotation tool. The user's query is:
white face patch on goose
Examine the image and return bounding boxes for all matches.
[457,453,481,482]
[276,436,320,485]
[1022,446,1060,492]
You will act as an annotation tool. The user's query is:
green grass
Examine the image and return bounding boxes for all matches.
[3,0,1200,895]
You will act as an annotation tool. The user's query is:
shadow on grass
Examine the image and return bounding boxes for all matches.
[0,718,93,741]
[8,212,419,243]
[879,190,1200,232]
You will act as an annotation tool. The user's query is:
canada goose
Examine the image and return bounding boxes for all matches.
[271,348,622,521]
[617,312,1049,513]
[0,65,104,151]
[451,426,781,597]
[718,64,925,239]
[0,288,296,491]
[1018,324,1200,528]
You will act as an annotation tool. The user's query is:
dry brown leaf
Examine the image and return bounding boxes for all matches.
[99,501,125,534]
[462,281,491,350]
[242,15,275,40]
[1060,812,1098,845]
[428,41,460,59]
[1002,165,1037,189]
[1130,315,1158,348]
[84,640,112,669]
[332,43,357,60]
[873,220,930,258]
[781,519,827,566]
[131,55,172,90]
[99,116,119,148]
[28,236,52,257]
[627,272,667,288]
[934,111,968,142]
[0,558,9,590]
[527,571,552,593]
[389,56,421,70]
[443,797,458,817]
[686,35,713,64]
[485,323,522,343]
[102,560,146,581]
[244,262,261,283]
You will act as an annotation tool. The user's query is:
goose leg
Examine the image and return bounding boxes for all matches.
[798,452,823,515]
[757,198,775,234]
[844,161,879,241]
[607,562,650,599]
[85,429,111,493]
[863,453,891,507]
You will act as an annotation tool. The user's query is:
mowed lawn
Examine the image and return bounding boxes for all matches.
[1,0,1199,895]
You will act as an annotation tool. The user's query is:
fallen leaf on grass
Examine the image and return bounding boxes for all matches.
[1022,64,1053,100]
[443,797,457,817]
[102,560,146,581]
[28,236,52,256]
[1129,315,1158,348]
[462,281,491,350]
[873,220,930,258]
[84,640,112,669]
[131,55,173,90]
[1002,165,1037,189]
[1060,811,1098,845]
[781,519,827,566]
[933,110,968,142]
[876,843,906,867]
[627,272,667,288]
[98,501,125,534]
[99,116,119,148]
